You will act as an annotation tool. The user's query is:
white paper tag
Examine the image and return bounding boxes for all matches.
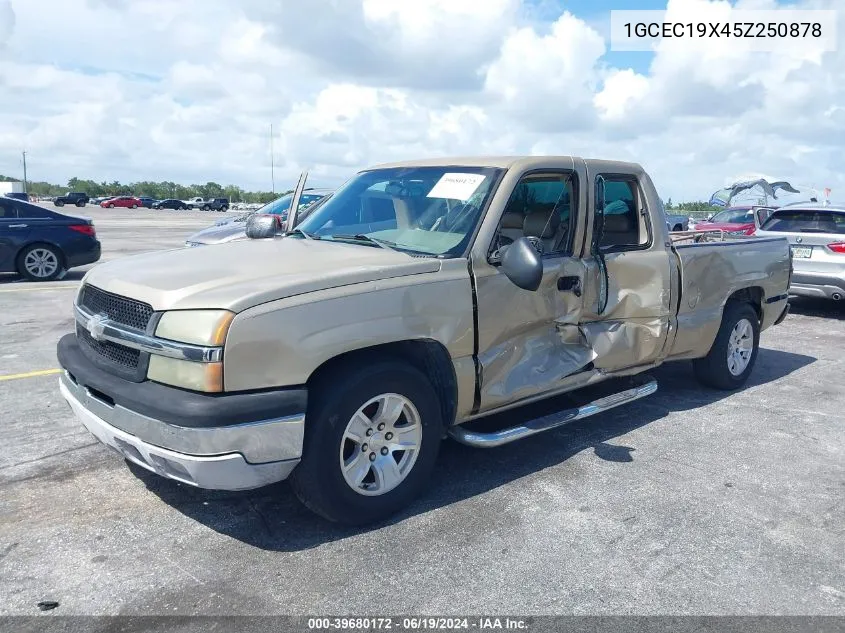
[426,173,486,202]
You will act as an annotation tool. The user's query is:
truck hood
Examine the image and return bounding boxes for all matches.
[83,238,441,312]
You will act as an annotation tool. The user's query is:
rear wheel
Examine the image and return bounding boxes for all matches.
[693,302,760,390]
[18,244,65,281]
[55,200,64,207]
[76,201,86,207]
[130,204,138,209]
[291,360,442,525]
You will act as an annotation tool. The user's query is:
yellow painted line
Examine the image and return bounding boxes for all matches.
[0,368,63,382]
[0,284,79,293]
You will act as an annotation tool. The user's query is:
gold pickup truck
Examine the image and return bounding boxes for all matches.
[57,156,791,524]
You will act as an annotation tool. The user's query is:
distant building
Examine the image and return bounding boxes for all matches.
[0,181,24,195]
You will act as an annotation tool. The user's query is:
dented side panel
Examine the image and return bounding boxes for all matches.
[472,255,595,412]
[667,238,791,359]
[577,165,674,370]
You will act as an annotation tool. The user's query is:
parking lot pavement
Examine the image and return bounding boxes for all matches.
[1,209,843,616]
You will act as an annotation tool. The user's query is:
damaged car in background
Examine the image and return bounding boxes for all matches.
[57,156,791,525]
[184,189,331,247]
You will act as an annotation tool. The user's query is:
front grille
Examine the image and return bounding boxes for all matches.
[77,324,141,369]
[78,284,153,332]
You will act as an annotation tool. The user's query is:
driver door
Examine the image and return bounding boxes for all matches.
[471,171,594,413]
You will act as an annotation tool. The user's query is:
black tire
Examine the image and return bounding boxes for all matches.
[55,200,64,207]
[17,243,65,282]
[76,201,86,207]
[693,301,760,390]
[673,224,683,232]
[202,205,211,211]
[290,359,443,525]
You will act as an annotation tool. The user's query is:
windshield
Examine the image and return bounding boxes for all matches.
[296,166,503,256]
[709,208,755,224]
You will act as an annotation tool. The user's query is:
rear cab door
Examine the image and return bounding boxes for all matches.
[579,162,674,370]
[469,158,594,413]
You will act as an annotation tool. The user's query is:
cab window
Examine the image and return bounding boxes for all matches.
[494,173,576,256]
[599,177,648,249]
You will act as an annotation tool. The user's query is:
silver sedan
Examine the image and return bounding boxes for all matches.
[755,202,845,301]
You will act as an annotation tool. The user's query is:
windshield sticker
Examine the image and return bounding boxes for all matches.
[426,173,486,202]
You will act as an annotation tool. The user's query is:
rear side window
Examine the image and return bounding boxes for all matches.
[761,210,845,234]
[600,178,648,249]
[0,198,17,218]
[16,203,55,219]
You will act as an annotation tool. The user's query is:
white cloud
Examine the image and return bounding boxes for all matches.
[0,0,843,200]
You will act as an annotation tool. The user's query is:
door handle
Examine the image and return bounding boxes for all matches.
[9,223,28,228]
[557,276,582,296]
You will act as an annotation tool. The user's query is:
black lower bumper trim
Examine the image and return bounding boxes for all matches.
[57,333,307,428]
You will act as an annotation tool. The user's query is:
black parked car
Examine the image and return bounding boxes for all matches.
[5,192,30,202]
[139,196,158,208]
[54,192,90,207]
[208,197,230,212]
[0,197,101,281]
[152,198,188,210]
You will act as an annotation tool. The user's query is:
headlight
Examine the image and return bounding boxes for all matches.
[155,309,234,346]
[148,356,223,392]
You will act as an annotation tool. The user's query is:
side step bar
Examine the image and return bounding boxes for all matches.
[448,378,658,448]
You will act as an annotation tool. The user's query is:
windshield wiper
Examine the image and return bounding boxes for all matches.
[330,234,396,250]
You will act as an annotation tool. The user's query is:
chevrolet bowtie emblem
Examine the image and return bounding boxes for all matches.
[86,313,108,341]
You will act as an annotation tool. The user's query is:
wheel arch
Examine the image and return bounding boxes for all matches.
[724,285,763,322]
[306,339,458,432]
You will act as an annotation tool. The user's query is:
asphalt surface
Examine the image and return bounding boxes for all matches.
[0,205,843,616]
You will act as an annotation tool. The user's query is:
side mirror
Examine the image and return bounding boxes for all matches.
[499,237,543,291]
[245,214,280,239]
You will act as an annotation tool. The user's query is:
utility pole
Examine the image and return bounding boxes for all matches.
[22,151,28,193]
[270,124,275,194]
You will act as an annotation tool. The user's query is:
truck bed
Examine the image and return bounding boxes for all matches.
[666,234,791,360]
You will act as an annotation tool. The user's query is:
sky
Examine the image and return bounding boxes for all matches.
[0,0,842,201]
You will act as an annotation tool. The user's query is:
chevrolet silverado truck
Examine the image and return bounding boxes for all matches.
[56,156,791,525]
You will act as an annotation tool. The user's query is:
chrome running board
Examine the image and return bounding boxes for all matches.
[448,378,658,448]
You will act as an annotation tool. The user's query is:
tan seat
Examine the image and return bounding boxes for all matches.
[500,211,525,243]
[523,209,561,253]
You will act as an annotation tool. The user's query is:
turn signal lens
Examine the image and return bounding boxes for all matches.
[147,357,223,392]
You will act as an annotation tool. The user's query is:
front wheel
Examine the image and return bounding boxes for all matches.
[290,360,442,525]
[130,204,137,209]
[55,200,64,207]
[76,201,86,207]
[693,302,760,390]
[107,203,115,208]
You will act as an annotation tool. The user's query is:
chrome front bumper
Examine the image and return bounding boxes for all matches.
[59,372,303,491]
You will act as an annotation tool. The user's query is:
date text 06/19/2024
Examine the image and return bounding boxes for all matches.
[307,617,530,630]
